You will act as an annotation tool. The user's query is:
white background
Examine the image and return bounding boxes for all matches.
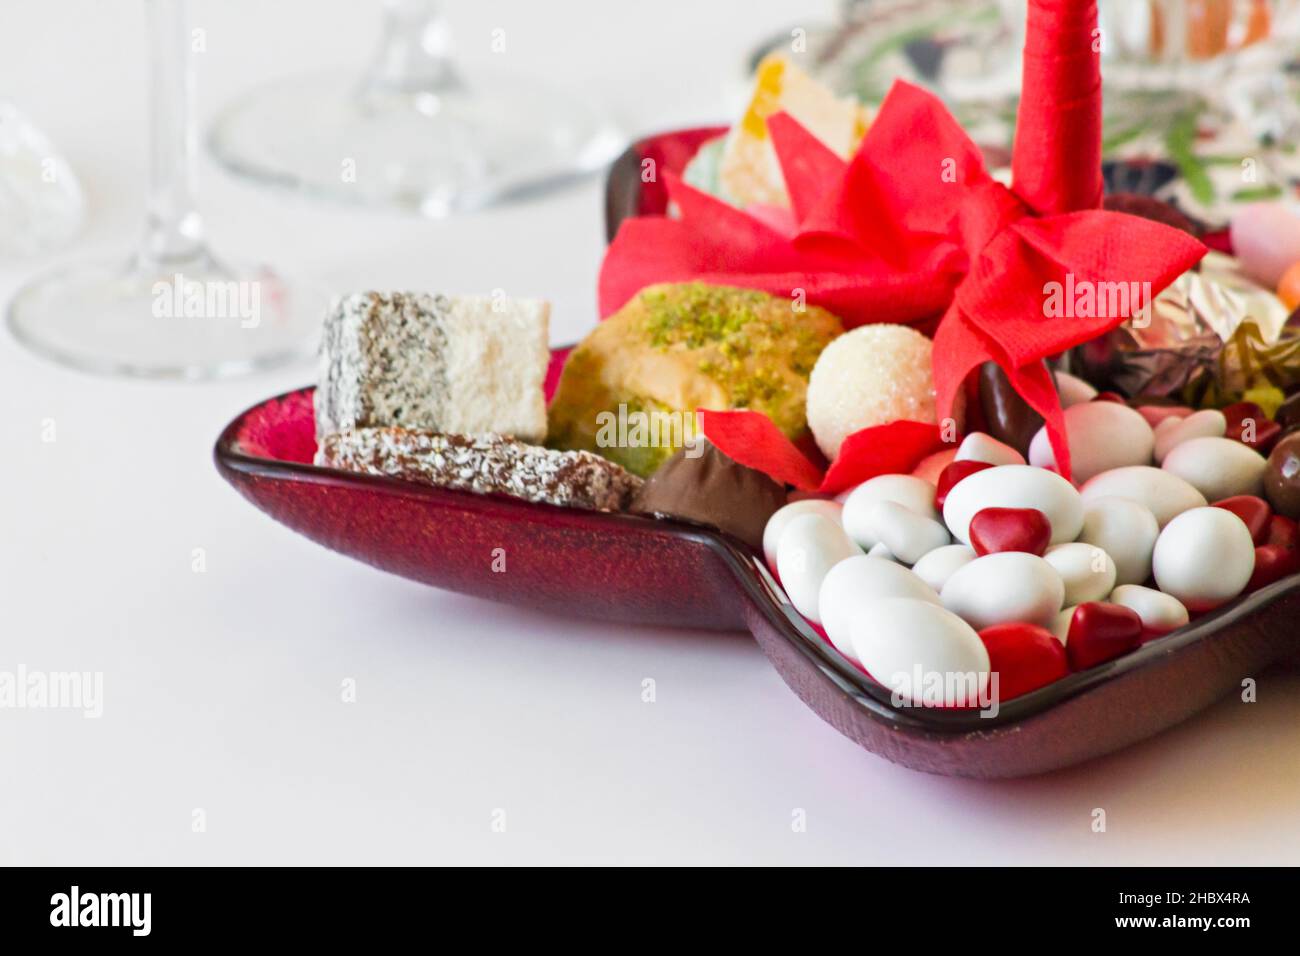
[2,0,1298,865]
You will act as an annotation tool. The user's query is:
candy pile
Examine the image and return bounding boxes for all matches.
[762,390,1300,706]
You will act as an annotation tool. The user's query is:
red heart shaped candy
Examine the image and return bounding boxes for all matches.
[1066,602,1143,670]
[935,460,994,510]
[978,623,1069,702]
[969,507,1052,557]
[1222,401,1266,432]
[1265,513,1298,551]
[1223,401,1282,454]
[1247,544,1300,592]
[1211,495,1271,545]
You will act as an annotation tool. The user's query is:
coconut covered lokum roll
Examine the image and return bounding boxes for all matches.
[315,291,550,442]
[317,427,642,513]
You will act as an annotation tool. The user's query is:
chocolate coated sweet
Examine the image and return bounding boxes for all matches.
[1264,432,1300,519]
[631,439,786,549]
[978,362,1045,456]
[1274,391,1300,434]
[1102,193,1202,238]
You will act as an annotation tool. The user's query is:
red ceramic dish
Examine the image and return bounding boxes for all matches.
[216,385,747,632]
[214,371,1300,778]
[215,129,1296,776]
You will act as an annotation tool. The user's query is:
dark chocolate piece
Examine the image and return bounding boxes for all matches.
[1275,391,1300,434]
[630,440,785,549]
[1264,432,1300,519]
[978,362,1045,456]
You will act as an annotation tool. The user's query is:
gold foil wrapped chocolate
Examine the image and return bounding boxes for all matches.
[1073,253,1297,409]
[1210,322,1298,415]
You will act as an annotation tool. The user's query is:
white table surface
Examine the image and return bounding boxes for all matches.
[3,0,1298,866]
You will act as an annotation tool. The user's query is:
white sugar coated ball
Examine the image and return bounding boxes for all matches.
[806,324,940,461]
[1152,506,1255,612]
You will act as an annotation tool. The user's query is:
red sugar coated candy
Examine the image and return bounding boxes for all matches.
[1247,544,1300,592]
[1227,417,1282,454]
[1222,401,1266,431]
[969,507,1052,556]
[1211,495,1272,545]
[1136,404,1193,428]
[1202,226,1233,255]
[1093,391,1126,403]
[1138,624,1175,645]
[1066,602,1143,671]
[1220,400,1282,454]
[979,623,1069,701]
[1265,513,1299,551]
[935,460,994,509]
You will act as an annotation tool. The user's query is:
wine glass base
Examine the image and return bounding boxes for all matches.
[207,69,625,216]
[6,254,326,380]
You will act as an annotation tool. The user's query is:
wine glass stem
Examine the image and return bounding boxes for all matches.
[141,0,205,268]
[364,0,459,94]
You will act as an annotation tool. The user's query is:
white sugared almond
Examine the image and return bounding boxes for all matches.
[1108,584,1190,634]
[1044,542,1117,605]
[819,556,940,662]
[1151,507,1255,612]
[911,544,977,592]
[1161,436,1267,502]
[955,432,1025,467]
[1055,371,1097,407]
[1028,402,1155,483]
[940,552,1065,630]
[776,513,861,623]
[868,541,901,563]
[1051,605,1078,645]
[868,500,950,565]
[841,474,938,549]
[849,599,990,707]
[1077,495,1160,586]
[1080,466,1206,528]
[943,464,1083,546]
[763,499,843,569]
[1154,409,1226,463]
[762,425,1250,682]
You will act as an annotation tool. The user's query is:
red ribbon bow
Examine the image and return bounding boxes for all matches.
[598,0,1206,485]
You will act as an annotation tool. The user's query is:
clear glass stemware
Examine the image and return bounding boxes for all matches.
[6,0,325,380]
[206,0,625,217]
